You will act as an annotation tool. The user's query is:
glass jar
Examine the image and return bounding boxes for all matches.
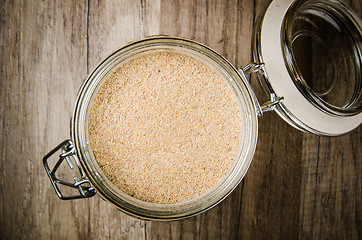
[43,0,362,220]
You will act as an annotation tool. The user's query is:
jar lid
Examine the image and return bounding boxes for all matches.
[254,0,362,135]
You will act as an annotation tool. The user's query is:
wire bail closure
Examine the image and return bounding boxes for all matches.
[43,139,96,200]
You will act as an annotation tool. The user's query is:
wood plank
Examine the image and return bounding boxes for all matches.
[0,0,89,239]
[298,1,362,239]
[150,0,256,239]
[85,0,156,239]
[300,130,362,239]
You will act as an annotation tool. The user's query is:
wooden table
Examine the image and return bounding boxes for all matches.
[1,0,361,239]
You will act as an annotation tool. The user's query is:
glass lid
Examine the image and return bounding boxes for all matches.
[254,0,362,136]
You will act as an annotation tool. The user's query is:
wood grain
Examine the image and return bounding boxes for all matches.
[0,0,361,239]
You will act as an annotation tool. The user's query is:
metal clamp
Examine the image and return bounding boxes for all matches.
[43,139,96,200]
[240,63,284,116]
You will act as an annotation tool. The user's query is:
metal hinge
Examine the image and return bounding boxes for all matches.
[240,63,284,116]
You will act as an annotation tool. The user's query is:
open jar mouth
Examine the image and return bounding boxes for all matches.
[282,0,362,116]
[71,37,258,220]
[252,0,362,136]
